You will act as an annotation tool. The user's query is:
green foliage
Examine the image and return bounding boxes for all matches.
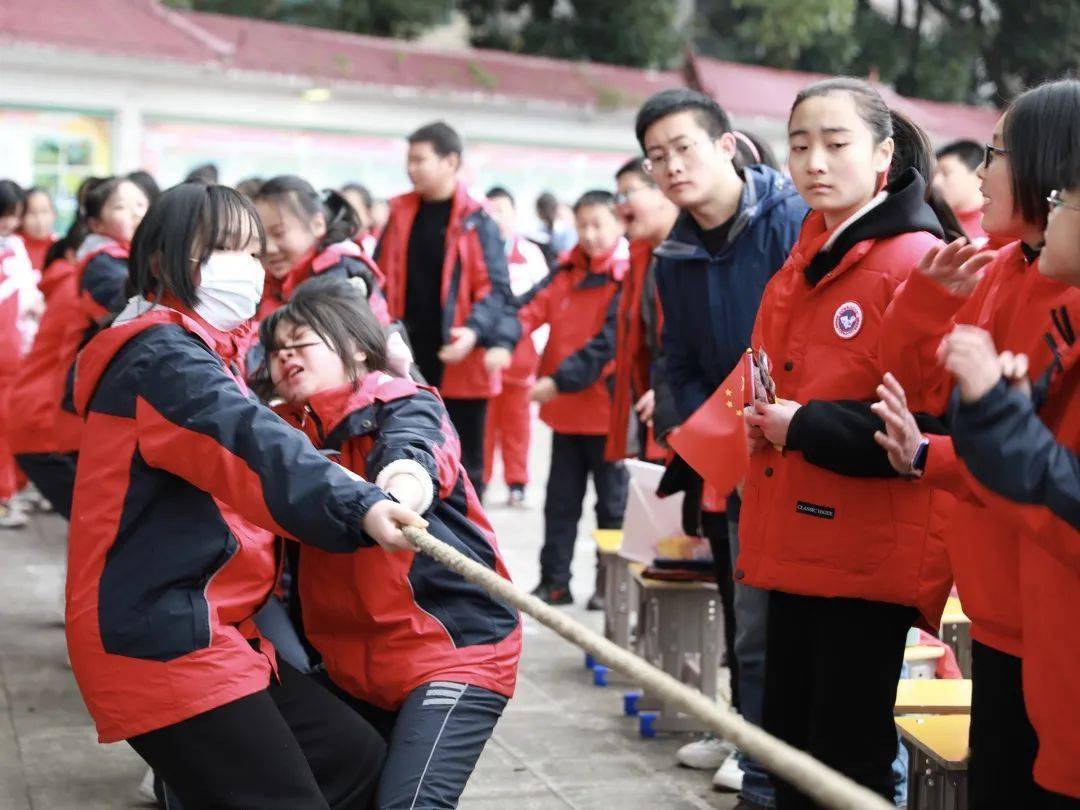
[462,0,682,68]
[166,0,1077,106]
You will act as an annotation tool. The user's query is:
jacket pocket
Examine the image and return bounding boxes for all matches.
[100,530,236,662]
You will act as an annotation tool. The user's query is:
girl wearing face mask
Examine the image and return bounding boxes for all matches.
[253,175,388,324]
[66,182,429,809]
[876,78,1080,808]
[262,277,520,810]
[738,78,954,806]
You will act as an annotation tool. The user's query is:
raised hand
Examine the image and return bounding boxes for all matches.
[916,238,996,297]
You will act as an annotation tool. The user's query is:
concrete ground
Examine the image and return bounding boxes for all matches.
[0,423,737,809]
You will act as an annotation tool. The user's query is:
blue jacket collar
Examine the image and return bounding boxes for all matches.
[654,165,795,262]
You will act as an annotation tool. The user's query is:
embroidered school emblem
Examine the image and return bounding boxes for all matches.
[833,301,863,339]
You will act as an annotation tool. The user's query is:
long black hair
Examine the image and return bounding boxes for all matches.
[128,183,265,308]
[255,175,361,250]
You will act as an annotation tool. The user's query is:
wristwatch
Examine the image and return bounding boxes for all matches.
[909,437,930,477]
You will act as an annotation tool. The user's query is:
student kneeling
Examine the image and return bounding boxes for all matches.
[262,278,522,809]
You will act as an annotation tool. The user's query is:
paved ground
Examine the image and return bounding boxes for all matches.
[0,423,737,809]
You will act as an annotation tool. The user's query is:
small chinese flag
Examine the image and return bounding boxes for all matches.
[668,352,751,495]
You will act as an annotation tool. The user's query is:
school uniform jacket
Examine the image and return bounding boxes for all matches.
[739,169,953,630]
[880,241,1080,655]
[66,302,390,743]
[281,239,390,326]
[517,239,628,436]
[7,258,82,455]
[954,316,1080,798]
[501,235,549,387]
[275,373,521,710]
[376,184,518,399]
[606,238,667,461]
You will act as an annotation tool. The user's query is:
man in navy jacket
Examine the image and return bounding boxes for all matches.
[637,88,806,807]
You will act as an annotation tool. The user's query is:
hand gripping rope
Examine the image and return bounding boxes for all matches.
[402,526,894,810]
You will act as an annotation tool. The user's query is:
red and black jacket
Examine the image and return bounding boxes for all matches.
[280,240,391,327]
[606,238,668,461]
[17,231,56,273]
[375,183,518,399]
[275,373,521,710]
[66,303,390,743]
[517,239,628,435]
[7,258,82,455]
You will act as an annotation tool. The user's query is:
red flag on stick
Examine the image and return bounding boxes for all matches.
[668,352,752,496]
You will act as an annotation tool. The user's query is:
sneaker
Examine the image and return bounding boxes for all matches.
[507,484,526,508]
[0,501,28,529]
[585,591,604,611]
[712,750,745,792]
[13,484,51,513]
[530,582,573,606]
[676,734,735,770]
[137,767,156,804]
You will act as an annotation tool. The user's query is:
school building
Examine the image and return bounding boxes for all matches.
[0,0,999,228]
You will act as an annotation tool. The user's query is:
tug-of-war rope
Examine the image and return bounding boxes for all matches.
[404,526,894,810]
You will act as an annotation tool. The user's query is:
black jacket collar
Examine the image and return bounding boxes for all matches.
[805,168,944,287]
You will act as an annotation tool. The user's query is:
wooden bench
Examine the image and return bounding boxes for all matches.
[629,566,721,735]
[939,597,972,678]
[904,644,945,679]
[895,679,972,715]
[593,530,637,651]
[896,714,970,810]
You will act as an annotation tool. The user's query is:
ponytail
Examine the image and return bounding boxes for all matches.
[321,189,361,249]
[44,218,89,269]
[255,175,360,252]
[887,109,965,241]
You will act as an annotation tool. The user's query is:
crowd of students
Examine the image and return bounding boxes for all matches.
[0,70,1075,810]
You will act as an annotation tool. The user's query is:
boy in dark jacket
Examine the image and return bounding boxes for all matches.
[519,191,630,607]
[637,88,807,805]
[375,122,519,498]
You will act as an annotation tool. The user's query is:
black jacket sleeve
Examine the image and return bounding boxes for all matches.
[786,399,948,478]
[952,381,1080,530]
[82,254,128,316]
[650,355,681,440]
[464,212,520,349]
[133,327,389,552]
[552,288,620,394]
[367,390,460,502]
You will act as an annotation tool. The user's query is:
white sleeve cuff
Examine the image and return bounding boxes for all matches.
[374,458,435,514]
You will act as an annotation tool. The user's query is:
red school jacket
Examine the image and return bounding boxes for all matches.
[375,183,517,399]
[66,303,389,743]
[1018,338,1080,798]
[6,258,83,455]
[879,242,1080,655]
[275,373,521,710]
[501,236,550,387]
[517,239,628,436]
[281,240,390,326]
[606,238,665,461]
[739,175,953,630]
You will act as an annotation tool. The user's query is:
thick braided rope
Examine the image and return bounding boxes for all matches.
[404,526,893,810]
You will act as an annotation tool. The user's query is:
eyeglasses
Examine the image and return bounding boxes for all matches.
[614,185,654,205]
[642,137,715,175]
[983,144,1009,169]
[268,341,321,360]
[1047,189,1080,214]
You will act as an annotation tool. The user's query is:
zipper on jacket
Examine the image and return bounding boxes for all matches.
[306,405,327,444]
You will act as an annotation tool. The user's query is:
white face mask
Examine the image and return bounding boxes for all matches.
[194,251,265,332]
